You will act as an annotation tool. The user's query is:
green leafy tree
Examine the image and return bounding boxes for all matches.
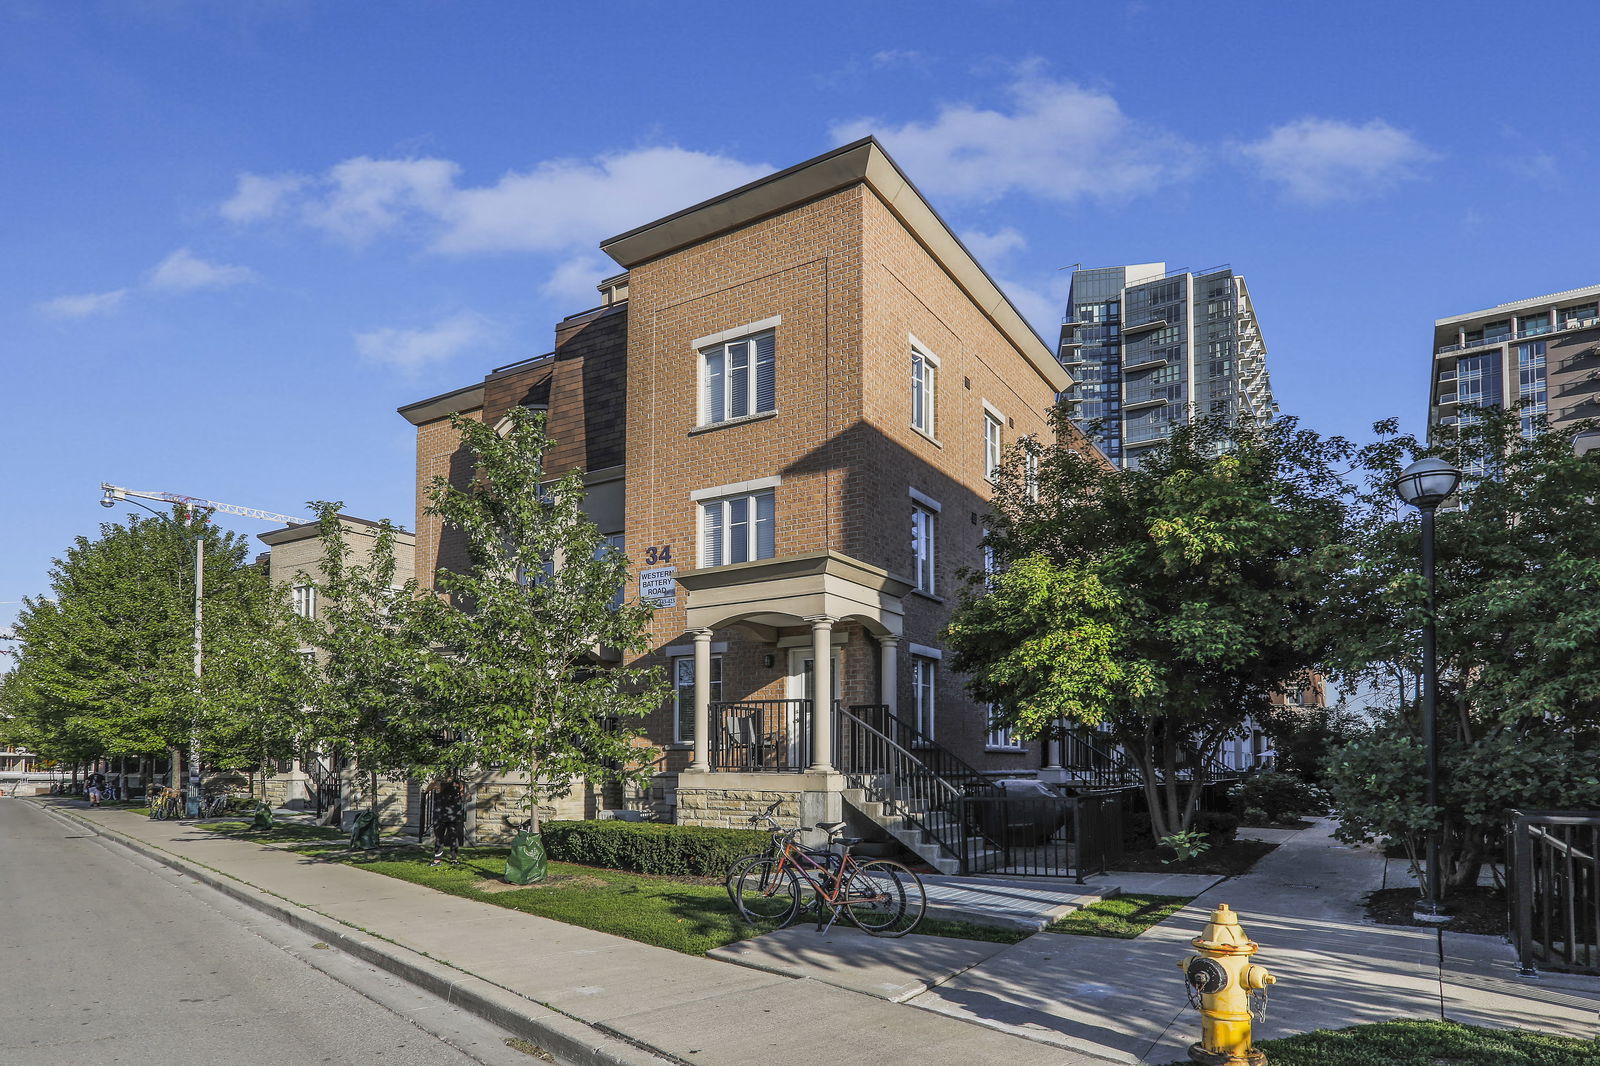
[947,412,1353,841]
[1323,410,1600,894]
[416,406,663,836]
[0,510,305,783]
[300,503,440,822]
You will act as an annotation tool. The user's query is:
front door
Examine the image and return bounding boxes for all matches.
[787,648,840,767]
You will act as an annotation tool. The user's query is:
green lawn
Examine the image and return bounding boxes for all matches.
[1160,1020,1600,1065]
[1044,894,1192,938]
[295,845,760,955]
[291,844,1033,955]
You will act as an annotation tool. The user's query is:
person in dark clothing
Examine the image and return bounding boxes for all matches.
[426,775,467,865]
[86,770,108,806]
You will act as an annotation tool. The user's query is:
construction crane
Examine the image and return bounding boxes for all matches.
[99,482,306,526]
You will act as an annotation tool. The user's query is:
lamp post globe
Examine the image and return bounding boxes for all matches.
[1394,457,1462,512]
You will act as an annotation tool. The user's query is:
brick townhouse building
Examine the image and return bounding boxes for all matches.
[399,139,1095,867]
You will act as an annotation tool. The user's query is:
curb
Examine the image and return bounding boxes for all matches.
[44,803,681,1066]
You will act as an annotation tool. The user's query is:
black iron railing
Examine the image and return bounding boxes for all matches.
[1058,728,1142,789]
[305,754,341,818]
[956,790,1125,881]
[1508,809,1600,975]
[835,704,995,863]
[709,699,812,772]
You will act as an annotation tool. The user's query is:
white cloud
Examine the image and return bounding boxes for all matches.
[148,248,256,291]
[542,252,618,308]
[832,73,1199,204]
[226,146,770,257]
[38,289,128,319]
[354,311,496,374]
[220,172,307,222]
[959,226,1027,264]
[310,156,461,243]
[871,49,929,70]
[1241,118,1437,204]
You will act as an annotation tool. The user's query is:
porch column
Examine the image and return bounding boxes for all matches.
[689,628,713,771]
[1046,718,1064,770]
[877,635,899,718]
[808,616,836,771]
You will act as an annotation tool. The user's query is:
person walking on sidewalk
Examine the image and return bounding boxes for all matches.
[86,769,107,806]
[426,774,466,866]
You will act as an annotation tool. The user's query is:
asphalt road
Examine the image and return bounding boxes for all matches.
[0,799,544,1066]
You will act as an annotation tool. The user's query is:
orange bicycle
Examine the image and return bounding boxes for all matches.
[729,815,925,937]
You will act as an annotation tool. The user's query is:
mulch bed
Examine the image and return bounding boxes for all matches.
[1365,885,1507,936]
[1114,838,1279,876]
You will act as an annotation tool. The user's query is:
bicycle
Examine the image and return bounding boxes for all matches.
[727,814,925,937]
[147,785,184,821]
[199,791,231,818]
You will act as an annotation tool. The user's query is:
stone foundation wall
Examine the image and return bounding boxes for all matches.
[675,787,803,830]
[469,773,596,843]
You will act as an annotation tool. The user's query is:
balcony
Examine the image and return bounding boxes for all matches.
[1122,356,1169,374]
[1123,396,1170,412]
[1436,393,1459,406]
[1121,317,1169,336]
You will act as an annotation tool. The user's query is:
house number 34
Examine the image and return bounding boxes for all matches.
[644,545,673,566]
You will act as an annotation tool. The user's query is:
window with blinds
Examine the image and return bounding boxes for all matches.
[700,489,776,567]
[702,330,775,425]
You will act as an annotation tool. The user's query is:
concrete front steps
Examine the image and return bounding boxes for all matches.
[843,787,999,876]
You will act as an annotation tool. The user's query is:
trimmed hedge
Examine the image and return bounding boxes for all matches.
[540,820,770,877]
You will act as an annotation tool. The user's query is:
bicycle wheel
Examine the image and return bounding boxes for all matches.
[843,859,925,937]
[732,858,801,927]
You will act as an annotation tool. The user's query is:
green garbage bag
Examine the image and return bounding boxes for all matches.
[252,802,275,830]
[349,809,380,850]
[505,830,547,885]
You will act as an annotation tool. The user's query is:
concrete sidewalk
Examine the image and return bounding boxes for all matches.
[42,800,1116,1066]
[908,819,1600,1063]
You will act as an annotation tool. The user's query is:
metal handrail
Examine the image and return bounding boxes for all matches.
[834,705,997,864]
[1507,808,1600,975]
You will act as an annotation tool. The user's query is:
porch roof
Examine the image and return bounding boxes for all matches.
[676,550,912,636]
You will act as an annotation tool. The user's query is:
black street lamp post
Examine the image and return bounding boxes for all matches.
[1393,457,1461,920]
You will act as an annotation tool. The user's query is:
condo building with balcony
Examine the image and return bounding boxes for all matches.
[398,140,1109,870]
[1430,282,1600,437]
[1059,264,1276,467]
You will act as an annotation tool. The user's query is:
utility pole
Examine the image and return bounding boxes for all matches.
[100,483,304,817]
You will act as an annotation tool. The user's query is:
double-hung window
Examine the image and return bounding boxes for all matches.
[986,705,1023,751]
[984,412,1003,481]
[911,656,937,741]
[911,346,937,436]
[702,330,775,425]
[701,489,776,567]
[292,584,317,620]
[673,655,722,744]
[911,504,936,594]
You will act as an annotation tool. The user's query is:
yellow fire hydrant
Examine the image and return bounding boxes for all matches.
[1179,903,1277,1065]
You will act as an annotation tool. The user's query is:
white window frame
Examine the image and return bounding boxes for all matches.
[699,324,777,427]
[983,407,1003,481]
[911,339,939,437]
[986,704,1025,751]
[699,488,776,567]
[292,584,317,620]
[1023,436,1041,502]
[911,503,936,595]
[672,654,722,745]
[910,655,937,742]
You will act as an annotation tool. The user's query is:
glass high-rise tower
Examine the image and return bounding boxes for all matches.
[1059,263,1276,467]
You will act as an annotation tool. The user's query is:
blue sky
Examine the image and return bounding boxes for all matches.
[3,0,1597,646]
